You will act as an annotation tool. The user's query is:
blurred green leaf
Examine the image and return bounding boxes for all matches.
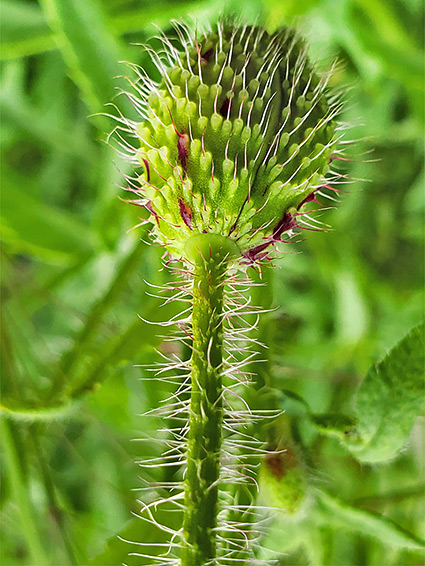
[57,240,146,382]
[1,0,213,61]
[352,0,424,86]
[311,413,359,441]
[1,419,49,565]
[1,171,97,263]
[39,0,128,115]
[0,398,77,422]
[1,1,49,43]
[64,309,172,399]
[316,490,425,551]
[0,0,56,59]
[1,60,92,159]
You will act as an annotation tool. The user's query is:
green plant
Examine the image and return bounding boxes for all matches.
[1,2,424,566]
[112,20,424,565]
[115,21,340,564]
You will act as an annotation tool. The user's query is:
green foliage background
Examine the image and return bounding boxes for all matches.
[1,0,424,565]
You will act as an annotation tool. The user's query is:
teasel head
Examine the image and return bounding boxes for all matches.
[119,21,342,263]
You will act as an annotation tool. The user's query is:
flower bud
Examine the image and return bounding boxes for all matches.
[129,22,338,261]
[259,447,308,515]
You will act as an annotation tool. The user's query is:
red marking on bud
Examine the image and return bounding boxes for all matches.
[177,132,189,173]
[329,154,352,163]
[142,158,150,182]
[243,209,299,262]
[124,198,146,208]
[167,107,189,173]
[242,242,270,262]
[201,48,214,63]
[201,130,206,157]
[323,183,347,194]
[178,198,193,229]
[145,200,160,225]
[297,190,319,209]
[219,97,230,118]
[272,210,298,240]
[265,449,297,480]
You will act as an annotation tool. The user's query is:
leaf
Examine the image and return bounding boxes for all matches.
[311,324,424,463]
[0,0,49,54]
[259,515,311,556]
[109,0,220,36]
[351,0,424,91]
[0,397,77,422]
[348,322,425,463]
[280,389,311,416]
[1,170,97,264]
[311,413,359,441]
[1,420,49,565]
[39,0,129,116]
[316,490,425,551]
[1,0,212,61]
[64,314,166,399]
[1,60,92,158]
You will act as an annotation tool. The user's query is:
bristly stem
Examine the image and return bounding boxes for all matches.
[181,253,227,566]
[223,263,278,563]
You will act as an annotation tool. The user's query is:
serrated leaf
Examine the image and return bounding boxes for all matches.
[316,490,425,551]
[348,322,425,463]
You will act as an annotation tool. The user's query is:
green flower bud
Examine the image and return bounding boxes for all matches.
[127,22,339,261]
[259,447,308,515]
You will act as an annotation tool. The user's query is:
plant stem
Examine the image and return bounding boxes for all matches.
[181,256,227,566]
[30,426,79,565]
[1,419,49,566]
[55,239,145,394]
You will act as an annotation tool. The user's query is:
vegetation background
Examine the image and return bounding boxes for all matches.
[1,0,424,565]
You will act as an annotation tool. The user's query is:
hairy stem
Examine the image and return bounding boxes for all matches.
[181,256,227,566]
[224,263,278,563]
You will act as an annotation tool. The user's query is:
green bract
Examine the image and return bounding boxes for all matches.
[129,22,339,261]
